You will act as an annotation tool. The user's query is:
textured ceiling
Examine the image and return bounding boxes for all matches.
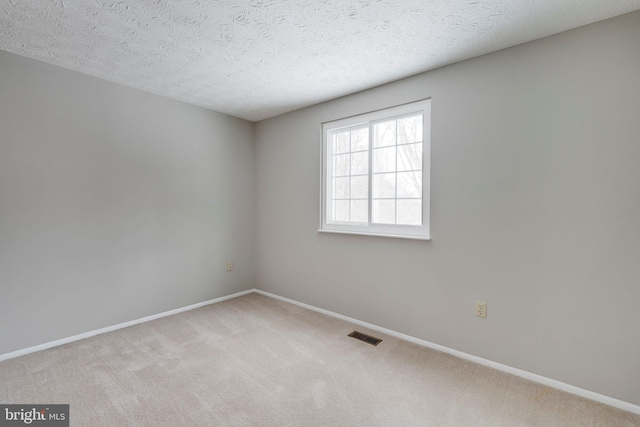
[1,1,640,121]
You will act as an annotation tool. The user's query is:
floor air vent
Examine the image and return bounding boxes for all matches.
[348,331,382,346]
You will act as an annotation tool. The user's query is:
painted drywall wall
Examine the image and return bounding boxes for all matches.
[254,11,640,405]
[0,50,255,355]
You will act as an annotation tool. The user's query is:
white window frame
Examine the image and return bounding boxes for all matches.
[319,99,431,240]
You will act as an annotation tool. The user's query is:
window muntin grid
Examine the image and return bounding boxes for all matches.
[321,100,430,240]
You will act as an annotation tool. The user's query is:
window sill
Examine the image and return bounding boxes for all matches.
[317,229,431,241]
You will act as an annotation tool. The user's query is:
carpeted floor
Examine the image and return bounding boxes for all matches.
[1,292,638,426]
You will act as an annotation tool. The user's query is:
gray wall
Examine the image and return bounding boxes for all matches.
[1,9,638,407]
[0,50,255,355]
[254,11,640,405]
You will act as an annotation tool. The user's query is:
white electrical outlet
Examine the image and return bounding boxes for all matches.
[226,261,233,272]
[475,301,487,318]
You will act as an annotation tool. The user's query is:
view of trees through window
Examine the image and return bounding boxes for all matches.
[328,113,423,225]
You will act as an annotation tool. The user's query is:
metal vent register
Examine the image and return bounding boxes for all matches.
[348,331,383,346]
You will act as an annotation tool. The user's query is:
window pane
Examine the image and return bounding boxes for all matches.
[323,100,429,237]
[397,143,422,172]
[397,199,422,225]
[351,151,369,175]
[333,154,350,177]
[333,131,350,154]
[350,200,368,223]
[373,120,396,147]
[332,177,350,199]
[373,173,396,198]
[397,115,422,144]
[333,200,349,222]
[372,200,395,224]
[397,172,422,198]
[351,128,369,152]
[373,146,396,173]
[351,175,368,199]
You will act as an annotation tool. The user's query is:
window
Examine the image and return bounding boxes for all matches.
[320,100,431,240]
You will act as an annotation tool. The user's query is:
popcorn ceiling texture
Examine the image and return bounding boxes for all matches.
[1,0,640,121]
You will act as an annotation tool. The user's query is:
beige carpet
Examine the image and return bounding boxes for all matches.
[0,292,638,426]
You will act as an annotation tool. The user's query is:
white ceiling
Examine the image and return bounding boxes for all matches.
[1,1,639,122]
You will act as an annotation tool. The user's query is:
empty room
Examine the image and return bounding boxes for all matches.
[1,1,639,426]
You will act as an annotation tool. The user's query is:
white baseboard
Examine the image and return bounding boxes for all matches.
[0,289,254,362]
[3,287,638,415]
[254,289,640,416]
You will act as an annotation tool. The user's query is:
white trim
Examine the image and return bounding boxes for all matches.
[322,100,431,129]
[3,287,638,415]
[317,229,431,240]
[253,289,640,416]
[0,289,254,362]
[320,99,431,239]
